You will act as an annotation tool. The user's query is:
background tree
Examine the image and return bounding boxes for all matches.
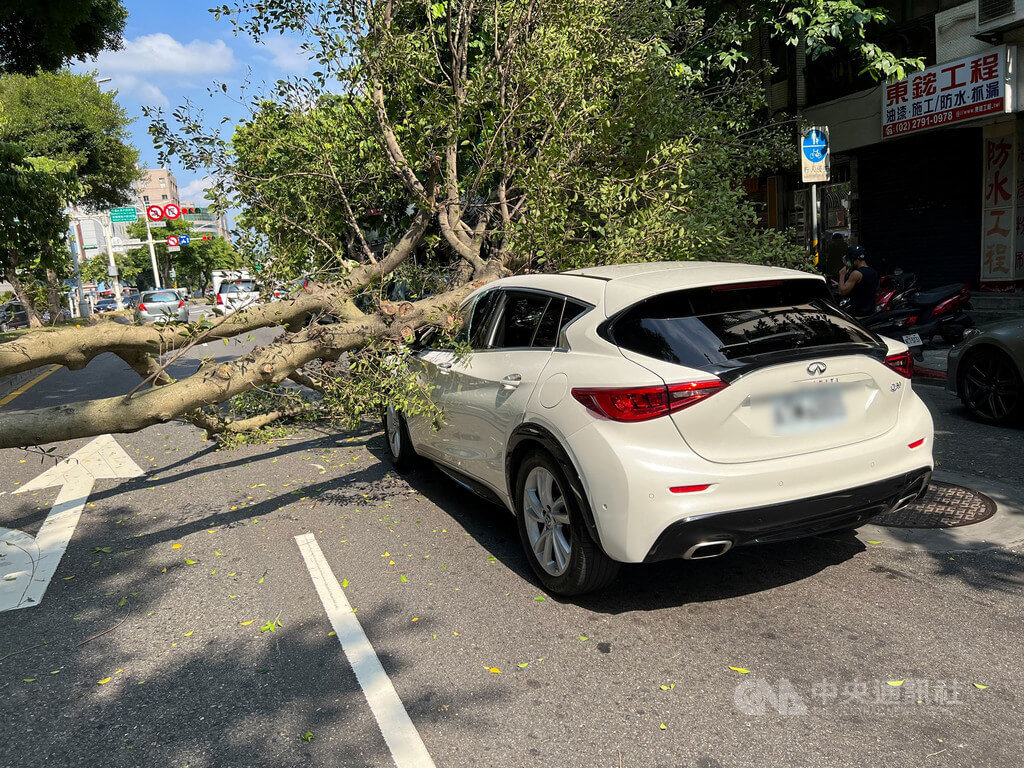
[0,143,76,327]
[123,219,240,290]
[0,70,139,209]
[0,0,917,448]
[0,0,128,75]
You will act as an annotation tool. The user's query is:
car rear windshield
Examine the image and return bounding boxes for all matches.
[221,281,257,293]
[605,279,878,367]
[142,292,180,304]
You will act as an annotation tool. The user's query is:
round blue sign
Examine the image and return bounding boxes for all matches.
[802,129,828,163]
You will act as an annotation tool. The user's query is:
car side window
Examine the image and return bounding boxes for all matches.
[532,297,565,348]
[468,289,502,348]
[489,291,550,349]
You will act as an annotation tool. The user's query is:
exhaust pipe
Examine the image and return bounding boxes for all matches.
[683,539,733,560]
[890,493,919,513]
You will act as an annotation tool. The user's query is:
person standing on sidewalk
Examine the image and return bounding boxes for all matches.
[836,245,879,318]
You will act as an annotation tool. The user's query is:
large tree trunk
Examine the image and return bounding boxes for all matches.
[4,268,43,328]
[45,268,63,322]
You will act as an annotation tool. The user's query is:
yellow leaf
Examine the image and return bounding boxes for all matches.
[240,620,254,626]
[973,683,989,690]
[659,723,667,730]
[488,667,501,674]
[184,630,194,637]
[171,543,182,549]
[887,680,905,687]
[412,617,419,622]
[729,667,750,674]
[865,540,883,545]
[97,677,111,685]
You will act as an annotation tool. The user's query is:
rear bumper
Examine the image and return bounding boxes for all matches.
[643,466,931,562]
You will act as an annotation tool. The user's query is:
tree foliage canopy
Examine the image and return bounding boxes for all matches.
[0,0,128,75]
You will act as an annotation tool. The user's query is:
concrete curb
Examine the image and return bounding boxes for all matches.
[855,470,1024,553]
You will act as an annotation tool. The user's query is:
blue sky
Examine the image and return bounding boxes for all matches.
[73,1,310,206]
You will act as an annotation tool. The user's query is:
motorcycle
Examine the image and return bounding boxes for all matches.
[860,282,974,350]
[874,272,918,313]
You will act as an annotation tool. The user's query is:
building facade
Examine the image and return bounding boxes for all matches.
[755,0,1024,292]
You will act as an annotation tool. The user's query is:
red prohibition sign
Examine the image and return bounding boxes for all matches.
[163,203,181,220]
[146,205,164,221]
[167,236,180,247]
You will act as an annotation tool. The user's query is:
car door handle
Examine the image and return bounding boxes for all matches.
[437,362,452,374]
[500,373,522,389]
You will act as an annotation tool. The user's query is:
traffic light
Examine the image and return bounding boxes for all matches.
[180,206,203,215]
[199,235,214,241]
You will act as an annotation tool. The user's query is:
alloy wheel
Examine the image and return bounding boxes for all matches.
[963,351,1021,422]
[522,466,571,576]
[385,405,402,457]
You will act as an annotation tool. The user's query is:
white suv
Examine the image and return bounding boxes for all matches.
[383,262,934,595]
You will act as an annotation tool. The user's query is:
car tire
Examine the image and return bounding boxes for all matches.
[381,405,418,472]
[514,449,619,596]
[959,347,1024,426]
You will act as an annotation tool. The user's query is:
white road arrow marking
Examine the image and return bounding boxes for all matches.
[1,435,143,612]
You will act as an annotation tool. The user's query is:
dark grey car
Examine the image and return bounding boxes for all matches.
[0,302,30,331]
[947,318,1024,425]
[136,290,189,323]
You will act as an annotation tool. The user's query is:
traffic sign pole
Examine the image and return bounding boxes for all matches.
[144,212,162,289]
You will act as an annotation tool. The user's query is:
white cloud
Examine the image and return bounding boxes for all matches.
[93,33,236,76]
[256,36,310,75]
[110,74,170,109]
[179,176,215,204]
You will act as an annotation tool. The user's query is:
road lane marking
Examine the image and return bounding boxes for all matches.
[0,365,61,408]
[1,435,143,612]
[295,533,436,768]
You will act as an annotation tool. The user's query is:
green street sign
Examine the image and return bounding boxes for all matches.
[110,206,139,223]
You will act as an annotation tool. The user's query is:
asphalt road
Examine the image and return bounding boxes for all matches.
[0,351,1021,768]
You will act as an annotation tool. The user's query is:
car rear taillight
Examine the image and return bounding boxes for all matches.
[711,280,782,292]
[571,380,728,422]
[899,315,918,326]
[216,294,223,305]
[884,351,914,379]
[137,303,146,312]
[177,300,185,308]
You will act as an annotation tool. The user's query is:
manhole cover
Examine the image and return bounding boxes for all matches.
[874,482,996,529]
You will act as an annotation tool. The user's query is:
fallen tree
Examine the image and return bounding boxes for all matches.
[0,0,918,451]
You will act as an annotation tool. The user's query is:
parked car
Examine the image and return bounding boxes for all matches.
[947,318,1024,425]
[0,302,30,332]
[214,279,261,316]
[135,290,189,323]
[94,299,118,313]
[381,262,935,595]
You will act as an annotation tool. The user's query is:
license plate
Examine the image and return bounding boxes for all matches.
[773,388,846,434]
[902,333,923,347]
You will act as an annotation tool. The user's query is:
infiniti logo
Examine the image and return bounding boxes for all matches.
[807,361,828,375]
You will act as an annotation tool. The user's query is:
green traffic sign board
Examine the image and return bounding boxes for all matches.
[110,206,139,223]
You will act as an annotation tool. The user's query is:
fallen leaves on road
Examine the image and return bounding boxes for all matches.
[887,680,904,687]
[97,677,111,685]
[171,543,182,549]
[487,667,501,674]
[660,684,675,691]
[973,683,989,690]
[240,620,255,626]
[729,667,750,674]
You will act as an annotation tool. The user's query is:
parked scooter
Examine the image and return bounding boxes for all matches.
[861,282,974,348]
[874,271,918,313]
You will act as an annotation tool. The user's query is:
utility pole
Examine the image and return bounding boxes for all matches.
[101,215,124,310]
[72,220,92,319]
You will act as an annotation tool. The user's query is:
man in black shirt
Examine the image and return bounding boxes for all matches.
[836,245,879,318]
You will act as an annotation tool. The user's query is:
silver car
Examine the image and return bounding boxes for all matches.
[136,290,189,323]
[947,318,1024,425]
[214,279,260,316]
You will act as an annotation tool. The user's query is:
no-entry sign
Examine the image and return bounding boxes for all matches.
[167,235,180,247]
[146,205,164,221]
